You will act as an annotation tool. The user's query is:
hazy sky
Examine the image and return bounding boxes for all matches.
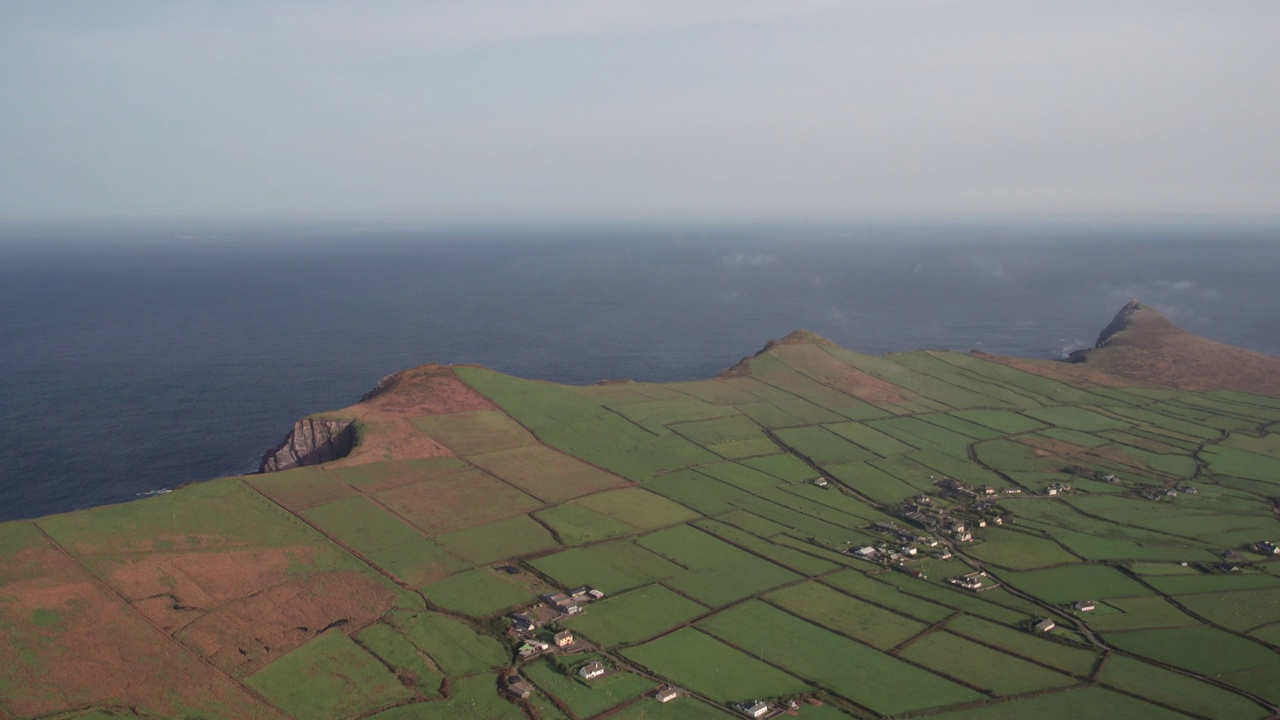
[2,1,1278,223]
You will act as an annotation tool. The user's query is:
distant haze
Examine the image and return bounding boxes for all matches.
[2,1,1278,224]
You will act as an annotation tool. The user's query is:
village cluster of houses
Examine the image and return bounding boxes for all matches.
[510,587,606,636]
[849,519,944,568]
[947,570,996,593]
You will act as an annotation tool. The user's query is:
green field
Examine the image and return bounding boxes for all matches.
[1002,564,1153,603]
[898,630,1078,696]
[698,601,983,714]
[1107,625,1280,676]
[434,513,559,564]
[765,581,926,649]
[1099,655,1270,720]
[524,657,656,718]
[245,630,414,720]
[946,615,1100,675]
[355,622,444,696]
[562,584,708,647]
[636,526,802,607]
[621,628,811,703]
[531,539,686,594]
[967,528,1079,570]
[420,567,538,617]
[396,611,509,675]
[922,687,1191,720]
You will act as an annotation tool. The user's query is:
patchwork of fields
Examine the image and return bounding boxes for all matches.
[3,332,1280,719]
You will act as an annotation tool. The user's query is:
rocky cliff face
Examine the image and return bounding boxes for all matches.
[258,417,356,473]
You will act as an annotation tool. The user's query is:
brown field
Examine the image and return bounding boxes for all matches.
[466,443,629,502]
[375,468,544,534]
[768,342,908,402]
[360,364,499,416]
[175,569,397,677]
[410,410,539,455]
[92,545,318,634]
[0,537,281,718]
[330,457,473,493]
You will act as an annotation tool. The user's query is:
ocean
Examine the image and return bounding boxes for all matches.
[2,221,1278,522]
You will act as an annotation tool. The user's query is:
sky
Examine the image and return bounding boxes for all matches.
[2,1,1278,224]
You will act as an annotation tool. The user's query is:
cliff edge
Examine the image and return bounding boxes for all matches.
[1067,300,1280,396]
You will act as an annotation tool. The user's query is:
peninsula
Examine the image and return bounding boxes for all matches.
[3,303,1279,720]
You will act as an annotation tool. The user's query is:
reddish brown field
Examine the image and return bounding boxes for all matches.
[973,351,1142,389]
[247,467,358,511]
[175,569,397,677]
[375,469,544,534]
[0,538,282,718]
[773,343,908,402]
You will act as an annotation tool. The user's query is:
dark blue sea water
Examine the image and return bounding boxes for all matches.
[2,222,1278,522]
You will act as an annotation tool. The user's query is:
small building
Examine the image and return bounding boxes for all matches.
[654,685,681,703]
[741,701,770,718]
[812,477,830,488]
[587,588,606,600]
[511,612,537,633]
[518,639,550,657]
[852,546,879,559]
[1073,601,1096,612]
[504,674,533,700]
[554,631,574,648]
[578,661,605,681]
[1257,541,1280,556]
[1034,618,1056,633]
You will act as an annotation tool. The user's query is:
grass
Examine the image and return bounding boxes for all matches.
[966,528,1079,570]
[1086,596,1200,632]
[1177,587,1280,632]
[642,471,748,516]
[524,657,655,718]
[973,438,1061,473]
[1107,625,1280,676]
[866,417,974,457]
[608,696,739,720]
[620,628,812,703]
[773,426,877,465]
[695,520,840,576]
[420,567,538,617]
[765,581,927,649]
[822,570,955,623]
[530,540,686,594]
[1142,572,1280,596]
[364,674,525,720]
[302,496,424,555]
[1200,446,1280,484]
[434,514,559,564]
[466,443,628,501]
[246,467,358,511]
[330,457,471,492]
[375,469,544,535]
[670,415,779,459]
[697,600,983,715]
[367,538,472,587]
[949,409,1049,435]
[824,421,916,456]
[824,462,919,505]
[920,687,1190,720]
[573,488,701,531]
[411,410,537,454]
[355,622,444,697]
[396,611,509,675]
[636,526,802,607]
[898,631,1078,696]
[947,615,1099,676]
[534,504,634,545]
[1002,564,1153,604]
[736,454,817,482]
[562,584,708,647]
[1099,655,1270,720]
[244,630,413,720]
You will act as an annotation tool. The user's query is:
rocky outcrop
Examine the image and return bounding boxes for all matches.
[258,417,356,473]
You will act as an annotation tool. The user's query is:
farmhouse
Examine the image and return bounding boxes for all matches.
[1256,540,1280,555]
[739,700,771,718]
[504,674,533,700]
[554,630,574,649]
[812,477,830,488]
[543,591,582,616]
[1073,601,1096,612]
[578,661,605,680]
[517,639,550,658]
[1034,618,1056,633]
[653,685,682,703]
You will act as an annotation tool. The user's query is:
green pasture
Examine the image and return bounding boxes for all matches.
[302,496,423,556]
[967,528,1078,570]
[466,443,627,502]
[778,482,887,523]
[765,581,926,649]
[822,570,955,623]
[922,687,1191,720]
[1221,431,1280,458]
[621,628,811,703]
[1002,564,1152,604]
[773,426,877,466]
[524,657,654,718]
[367,538,472,588]
[887,351,1043,410]
[973,438,1061,473]
[714,509,790,538]
[533,503,634,545]
[920,412,1007,440]
[950,409,1049,435]
[822,462,918,504]
[245,630,413,720]
[738,453,818,482]
[670,415,778,459]
[1144,572,1280,596]
[1107,625,1279,676]
[946,615,1099,675]
[930,352,1119,406]
[1201,446,1280,484]
[607,397,740,435]
[825,348,998,409]
[355,622,443,696]
[643,471,748,515]
[573,487,701,531]
[757,487,879,530]
[1104,406,1222,440]
[562,584,708,647]
[375,468,543,535]
[729,494,870,546]
[420,567,537,617]
[695,520,840,576]
[1178,587,1280,632]
[899,631,1077,696]
[607,697,742,720]
[908,448,1007,487]
[734,399,845,428]
[698,600,983,715]
[824,421,915,456]
[246,467,358,511]
[697,461,787,492]
[1098,655,1269,720]
[434,514,559,564]
[867,417,974,457]
[530,540,685,594]
[636,526,801,607]
[365,674,525,720]
[396,611,509,675]
[1086,596,1199,632]
[1023,406,1129,432]
[1035,427,1111,448]
[1223,664,1280,706]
